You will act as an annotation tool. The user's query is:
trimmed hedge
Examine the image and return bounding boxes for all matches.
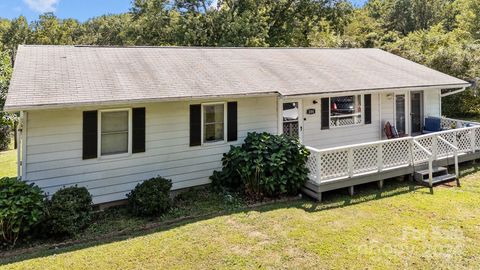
[127,176,172,217]
[46,186,93,237]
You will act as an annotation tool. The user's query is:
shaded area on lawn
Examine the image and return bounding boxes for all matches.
[0,174,458,267]
[1,150,480,268]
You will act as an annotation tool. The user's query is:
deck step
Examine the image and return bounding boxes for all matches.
[414,166,448,181]
[419,173,457,185]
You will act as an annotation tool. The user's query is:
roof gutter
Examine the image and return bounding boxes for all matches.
[284,83,471,99]
[441,87,467,97]
[3,92,281,112]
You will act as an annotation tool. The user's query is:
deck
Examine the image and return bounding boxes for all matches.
[303,117,480,200]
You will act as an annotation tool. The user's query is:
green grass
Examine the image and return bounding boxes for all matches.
[2,165,480,269]
[0,148,16,178]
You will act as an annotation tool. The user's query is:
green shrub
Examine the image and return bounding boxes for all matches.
[0,178,45,246]
[46,186,93,236]
[210,132,310,199]
[127,176,172,217]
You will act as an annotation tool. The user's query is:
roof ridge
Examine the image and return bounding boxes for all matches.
[20,44,380,50]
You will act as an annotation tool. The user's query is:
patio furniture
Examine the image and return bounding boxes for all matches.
[384,121,407,139]
[422,117,442,134]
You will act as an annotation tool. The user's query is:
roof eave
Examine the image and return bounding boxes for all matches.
[3,92,281,112]
[281,83,471,98]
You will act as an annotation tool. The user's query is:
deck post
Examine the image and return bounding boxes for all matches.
[432,136,438,160]
[348,186,354,196]
[428,159,433,188]
[454,151,459,178]
[377,180,384,189]
[347,148,354,178]
[377,143,383,172]
[316,152,322,183]
[470,129,476,153]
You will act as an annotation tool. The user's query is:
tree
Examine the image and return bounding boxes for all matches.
[1,16,29,52]
[29,13,82,45]
[79,14,135,45]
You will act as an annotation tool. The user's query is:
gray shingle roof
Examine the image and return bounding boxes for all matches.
[4,45,469,111]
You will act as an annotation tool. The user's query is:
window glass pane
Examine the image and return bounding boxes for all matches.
[102,111,128,133]
[282,102,299,138]
[101,133,128,155]
[101,111,129,155]
[283,102,298,121]
[330,95,362,127]
[203,104,224,143]
[204,104,224,123]
[204,123,224,142]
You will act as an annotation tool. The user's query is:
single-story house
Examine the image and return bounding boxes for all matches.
[4,45,477,204]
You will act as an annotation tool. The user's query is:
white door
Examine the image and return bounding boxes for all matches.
[281,100,303,141]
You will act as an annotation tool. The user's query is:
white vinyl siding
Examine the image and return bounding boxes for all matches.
[424,89,441,117]
[23,96,278,204]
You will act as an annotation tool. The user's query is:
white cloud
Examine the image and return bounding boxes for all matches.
[23,0,60,13]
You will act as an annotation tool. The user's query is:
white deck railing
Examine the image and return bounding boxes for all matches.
[306,117,479,185]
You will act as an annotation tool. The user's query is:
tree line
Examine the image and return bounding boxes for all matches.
[0,0,479,116]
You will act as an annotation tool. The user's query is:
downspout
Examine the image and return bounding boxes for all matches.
[21,111,27,181]
[17,111,23,180]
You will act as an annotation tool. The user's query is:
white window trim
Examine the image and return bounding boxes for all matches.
[201,102,227,146]
[98,108,132,159]
[328,94,365,129]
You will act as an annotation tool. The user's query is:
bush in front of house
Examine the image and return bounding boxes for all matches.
[0,177,45,246]
[127,176,172,217]
[210,132,310,199]
[46,186,93,236]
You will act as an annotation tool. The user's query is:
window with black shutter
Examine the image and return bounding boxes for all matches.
[83,108,146,158]
[190,102,237,146]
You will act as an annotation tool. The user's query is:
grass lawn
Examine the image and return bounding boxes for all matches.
[1,164,480,269]
[0,149,16,178]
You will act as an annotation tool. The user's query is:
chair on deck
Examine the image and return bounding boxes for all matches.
[384,121,407,139]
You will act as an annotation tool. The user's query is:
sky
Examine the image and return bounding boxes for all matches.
[0,0,368,22]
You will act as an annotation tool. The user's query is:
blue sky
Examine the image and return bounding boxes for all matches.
[0,0,132,22]
[0,0,368,22]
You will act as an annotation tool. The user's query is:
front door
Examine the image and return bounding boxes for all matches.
[410,91,424,135]
[282,101,302,141]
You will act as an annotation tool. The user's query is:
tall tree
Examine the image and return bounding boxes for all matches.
[1,16,29,52]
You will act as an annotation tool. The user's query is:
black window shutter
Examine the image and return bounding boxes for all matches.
[83,111,98,159]
[227,102,238,142]
[321,98,330,130]
[132,108,146,153]
[364,94,372,125]
[190,104,202,146]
